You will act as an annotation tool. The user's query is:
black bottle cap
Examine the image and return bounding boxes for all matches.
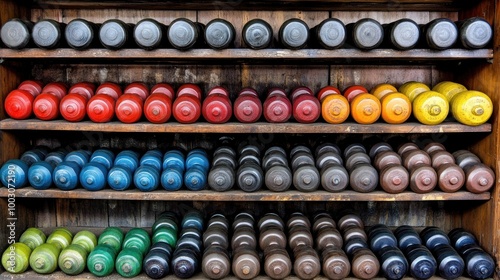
[352,18,384,50]
[242,19,273,49]
[425,18,458,50]
[134,18,163,50]
[168,18,199,50]
[459,17,492,49]
[279,18,309,49]
[0,19,31,49]
[389,19,420,50]
[32,19,62,49]
[100,19,129,49]
[65,19,95,49]
[315,18,346,49]
[204,19,235,50]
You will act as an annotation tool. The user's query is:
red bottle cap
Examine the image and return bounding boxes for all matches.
[18,80,43,97]
[151,83,175,99]
[42,82,67,100]
[317,86,341,102]
[234,95,262,123]
[291,86,314,101]
[173,95,201,123]
[177,84,202,99]
[343,85,369,102]
[144,93,172,123]
[87,94,116,123]
[239,88,259,98]
[207,86,230,98]
[68,82,96,100]
[4,89,34,119]
[33,92,60,120]
[60,93,88,122]
[115,93,144,123]
[263,95,292,123]
[202,94,232,124]
[96,82,122,100]
[267,88,287,98]
[293,94,321,123]
[124,82,150,101]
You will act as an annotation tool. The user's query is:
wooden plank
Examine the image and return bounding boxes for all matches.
[0,188,491,202]
[0,119,492,134]
[108,200,140,228]
[55,199,109,227]
[0,48,493,61]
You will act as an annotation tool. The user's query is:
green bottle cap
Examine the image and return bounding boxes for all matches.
[2,242,32,274]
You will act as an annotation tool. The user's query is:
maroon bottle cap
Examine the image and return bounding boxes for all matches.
[173,95,201,123]
[423,142,446,155]
[293,94,320,123]
[96,82,122,100]
[202,94,232,124]
[373,151,402,170]
[177,83,202,99]
[151,83,175,99]
[234,95,262,123]
[437,163,465,193]
[18,80,43,97]
[464,163,494,193]
[87,94,116,123]
[144,93,172,123]
[115,93,144,123]
[208,86,230,98]
[60,93,88,122]
[239,88,259,98]
[33,92,60,120]
[267,88,287,98]
[403,150,431,171]
[379,164,409,194]
[291,86,314,101]
[5,89,34,119]
[124,82,150,101]
[263,95,292,123]
[41,82,67,100]
[317,86,341,102]
[397,142,419,156]
[430,150,455,169]
[343,85,368,102]
[410,164,437,193]
[68,82,96,100]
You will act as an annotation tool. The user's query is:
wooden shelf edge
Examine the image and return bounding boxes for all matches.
[0,187,490,201]
[0,119,492,134]
[0,48,493,61]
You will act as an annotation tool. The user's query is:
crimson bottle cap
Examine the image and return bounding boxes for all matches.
[317,86,341,102]
[202,94,232,124]
[124,82,150,101]
[173,95,201,123]
[151,83,175,99]
[239,88,259,98]
[293,94,321,123]
[60,93,88,122]
[207,86,230,98]
[115,93,143,123]
[96,82,122,99]
[5,89,34,119]
[268,88,287,98]
[291,86,314,101]
[343,85,368,102]
[263,95,292,123]
[42,82,67,99]
[144,93,172,123]
[68,82,96,100]
[87,94,116,123]
[234,95,262,123]
[18,80,43,97]
[177,84,202,99]
[33,92,60,120]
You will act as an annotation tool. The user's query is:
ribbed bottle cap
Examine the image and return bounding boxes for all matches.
[33,20,62,48]
[1,19,31,49]
[205,19,235,49]
[100,19,129,49]
[66,19,94,49]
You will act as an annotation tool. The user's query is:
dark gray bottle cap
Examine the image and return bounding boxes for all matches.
[205,19,235,50]
[391,19,420,49]
[33,19,62,49]
[100,19,129,49]
[134,18,163,49]
[66,19,94,49]
[1,19,31,49]
[460,17,492,49]
[280,19,309,49]
[243,19,273,49]
[168,18,198,50]
[353,18,384,49]
[317,18,345,49]
[426,19,458,49]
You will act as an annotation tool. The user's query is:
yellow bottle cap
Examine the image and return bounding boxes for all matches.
[412,91,449,125]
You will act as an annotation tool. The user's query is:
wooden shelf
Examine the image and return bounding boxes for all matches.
[0,187,490,201]
[0,119,492,134]
[31,0,468,11]
[0,271,487,280]
[0,48,492,64]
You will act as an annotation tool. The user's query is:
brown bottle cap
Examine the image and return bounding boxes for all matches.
[312,216,336,233]
[464,163,494,193]
[374,151,402,170]
[397,142,419,156]
[351,248,380,279]
[379,164,409,194]
[293,247,321,279]
[232,247,261,279]
[202,251,230,279]
[316,227,343,251]
[343,225,368,242]
[410,164,438,193]
[437,163,465,193]
[431,150,455,169]
[288,226,313,248]
[423,142,446,154]
[264,248,292,279]
[322,247,351,280]
[403,150,431,170]
[259,227,287,250]
[338,214,364,231]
